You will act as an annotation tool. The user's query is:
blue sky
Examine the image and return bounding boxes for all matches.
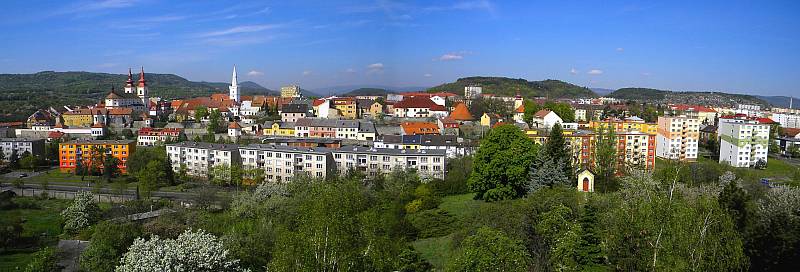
[1,0,798,96]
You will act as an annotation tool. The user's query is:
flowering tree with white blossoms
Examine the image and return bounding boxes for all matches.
[61,191,100,232]
[116,229,247,272]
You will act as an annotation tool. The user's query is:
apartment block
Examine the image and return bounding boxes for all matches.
[617,131,656,171]
[294,118,377,141]
[280,85,301,98]
[717,118,770,167]
[166,142,240,178]
[0,138,45,160]
[59,140,135,173]
[656,116,700,161]
[589,116,658,135]
[239,144,337,182]
[373,134,473,158]
[332,146,446,179]
[527,129,594,170]
[137,127,184,146]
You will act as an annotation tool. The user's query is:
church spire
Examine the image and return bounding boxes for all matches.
[126,68,133,86]
[231,65,238,87]
[138,66,146,87]
[229,65,240,103]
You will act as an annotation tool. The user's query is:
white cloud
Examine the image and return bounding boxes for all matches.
[424,0,495,13]
[439,53,464,61]
[345,68,356,73]
[588,69,604,75]
[616,47,624,52]
[424,73,432,77]
[302,70,313,76]
[247,70,264,76]
[641,72,652,76]
[366,63,384,74]
[570,68,578,75]
[197,24,284,38]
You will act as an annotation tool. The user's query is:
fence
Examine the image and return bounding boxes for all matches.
[10,188,136,203]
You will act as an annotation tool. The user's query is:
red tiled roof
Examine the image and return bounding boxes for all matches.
[313,99,326,106]
[393,96,444,110]
[108,108,133,115]
[515,104,525,113]
[670,104,717,113]
[756,117,775,124]
[781,128,800,137]
[401,121,440,135]
[48,131,66,139]
[228,122,242,129]
[534,109,552,118]
[448,102,474,121]
[491,122,507,128]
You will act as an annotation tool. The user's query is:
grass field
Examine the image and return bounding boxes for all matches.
[0,197,69,270]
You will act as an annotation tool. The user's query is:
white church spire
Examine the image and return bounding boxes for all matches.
[229,65,240,102]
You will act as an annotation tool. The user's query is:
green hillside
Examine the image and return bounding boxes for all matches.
[341,88,396,97]
[608,87,769,107]
[426,77,597,98]
[0,71,273,121]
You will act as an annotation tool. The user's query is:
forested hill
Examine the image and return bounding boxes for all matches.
[341,88,397,97]
[427,77,597,98]
[0,71,274,121]
[607,87,770,107]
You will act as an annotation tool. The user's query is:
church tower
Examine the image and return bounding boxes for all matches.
[137,67,149,106]
[124,68,134,94]
[229,65,240,102]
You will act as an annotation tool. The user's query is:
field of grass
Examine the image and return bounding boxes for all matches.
[0,197,69,270]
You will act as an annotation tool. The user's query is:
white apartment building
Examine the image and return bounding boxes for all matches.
[373,134,473,158]
[656,116,700,161]
[166,142,240,178]
[136,128,183,146]
[239,144,336,182]
[717,118,770,168]
[464,85,482,99]
[1,138,45,159]
[333,146,446,180]
[770,113,800,129]
[281,85,301,98]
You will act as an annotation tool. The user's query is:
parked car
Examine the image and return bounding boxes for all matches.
[18,173,28,178]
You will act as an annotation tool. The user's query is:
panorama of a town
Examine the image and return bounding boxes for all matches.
[1,1,799,271]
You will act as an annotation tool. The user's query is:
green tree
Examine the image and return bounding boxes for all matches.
[468,124,538,201]
[523,100,543,124]
[593,125,618,192]
[543,123,573,178]
[207,109,223,134]
[9,149,20,169]
[137,160,167,192]
[103,155,120,181]
[194,106,209,121]
[80,222,142,272]
[120,129,134,139]
[447,227,531,272]
[575,203,606,270]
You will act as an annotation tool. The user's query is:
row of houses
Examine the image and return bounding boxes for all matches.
[165,141,447,182]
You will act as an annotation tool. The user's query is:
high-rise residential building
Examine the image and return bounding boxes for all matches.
[281,85,301,98]
[59,140,136,173]
[464,85,482,99]
[656,116,700,161]
[616,131,657,171]
[770,113,800,129]
[166,142,240,178]
[1,138,45,160]
[589,116,658,135]
[717,117,770,167]
[137,127,184,146]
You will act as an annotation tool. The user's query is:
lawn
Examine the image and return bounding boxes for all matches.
[0,197,69,270]
[412,234,457,270]
[20,170,125,184]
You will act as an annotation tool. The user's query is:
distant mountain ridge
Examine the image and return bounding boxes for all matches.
[427,77,597,98]
[309,85,428,96]
[607,88,770,107]
[340,88,398,97]
[755,95,799,109]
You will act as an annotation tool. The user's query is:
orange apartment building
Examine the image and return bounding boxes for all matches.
[59,140,136,173]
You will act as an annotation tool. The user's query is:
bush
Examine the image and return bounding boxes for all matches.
[24,246,60,272]
[408,209,458,238]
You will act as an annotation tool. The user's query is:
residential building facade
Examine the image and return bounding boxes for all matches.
[0,138,45,160]
[333,146,446,179]
[718,117,770,167]
[656,116,700,161]
[137,127,184,146]
[239,144,337,182]
[59,140,135,173]
[166,142,240,178]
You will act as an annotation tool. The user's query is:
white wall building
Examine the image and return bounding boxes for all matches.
[464,86,482,99]
[239,144,336,182]
[166,142,240,178]
[717,118,770,167]
[1,138,45,159]
[333,146,446,180]
[770,113,800,129]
